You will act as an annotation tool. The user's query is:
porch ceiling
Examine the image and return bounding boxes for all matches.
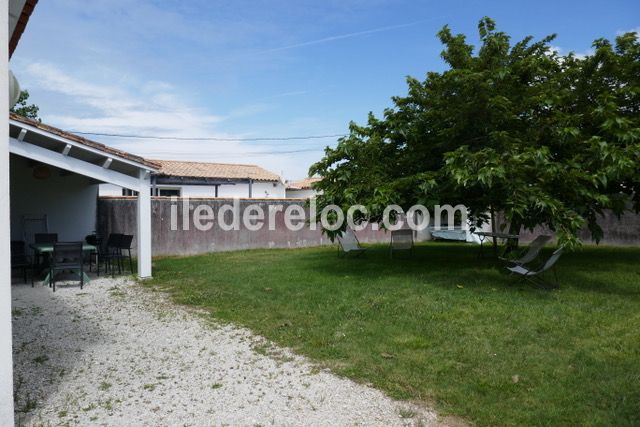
[9,117,157,191]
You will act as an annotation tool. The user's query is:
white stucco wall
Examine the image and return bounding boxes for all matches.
[285,188,317,199]
[100,181,286,199]
[10,154,98,242]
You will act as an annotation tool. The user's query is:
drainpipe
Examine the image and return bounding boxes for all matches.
[248,179,253,198]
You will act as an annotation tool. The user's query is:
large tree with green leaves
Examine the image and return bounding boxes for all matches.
[310,18,640,248]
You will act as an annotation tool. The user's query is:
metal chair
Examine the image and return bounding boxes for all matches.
[390,229,414,258]
[114,234,134,274]
[33,233,58,272]
[101,233,124,275]
[50,242,84,292]
[10,240,32,284]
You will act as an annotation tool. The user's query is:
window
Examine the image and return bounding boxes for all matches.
[158,188,181,197]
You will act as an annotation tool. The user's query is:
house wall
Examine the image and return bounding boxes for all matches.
[10,154,98,242]
[285,188,317,199]
[98,197,391,256]
[100,181,286,199]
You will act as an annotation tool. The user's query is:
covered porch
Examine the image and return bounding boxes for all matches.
[8,114,157,279]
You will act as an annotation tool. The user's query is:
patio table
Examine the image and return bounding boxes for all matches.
[30,243,97,286]
[474,231,519,258]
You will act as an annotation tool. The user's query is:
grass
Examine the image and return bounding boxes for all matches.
[147,242,640,426]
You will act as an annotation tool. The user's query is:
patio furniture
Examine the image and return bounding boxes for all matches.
[33,233,58,270]
[337,229,366,257]
[100,233,124,275]
[21,214,49,243]
[500,235,552,267]
[85,234,105,275]
[429,226,468,241]
[30,242,96,287]
[50,242,85,292]
[113,234,134,274]
[390,229,414,258]
[10,240,32,284]
[475,231,519,258]
[506,247,564,289]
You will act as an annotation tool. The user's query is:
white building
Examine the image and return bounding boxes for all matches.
[100,159,286,199]
[285,177,322,199]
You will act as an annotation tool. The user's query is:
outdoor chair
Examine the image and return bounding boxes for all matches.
[34,233,58,244]
[85,234,103,275]
[50,241,84,292]
[506,247,564,289]
[390,229,414,258]
[33,232,58,270]
[114,234,134,275]
[100,233,124,275]
[10,240,32,284]
[500,235,552,267]
[337,228,366,257]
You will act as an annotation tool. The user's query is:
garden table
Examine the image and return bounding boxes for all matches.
[475,231,519,258]
[30,243,97,286]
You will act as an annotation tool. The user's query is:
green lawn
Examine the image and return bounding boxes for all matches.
[147,243,640,426]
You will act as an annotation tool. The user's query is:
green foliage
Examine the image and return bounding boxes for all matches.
[10,90,40,121]
[310,18,640,248]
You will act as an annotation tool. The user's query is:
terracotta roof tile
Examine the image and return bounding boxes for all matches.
[286,177,321,190]
[151,159,281,182]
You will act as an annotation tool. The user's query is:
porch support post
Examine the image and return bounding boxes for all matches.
[137,170,152,278]
[0,0,15,421]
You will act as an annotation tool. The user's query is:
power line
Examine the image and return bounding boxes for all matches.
[69,130,348,142]
[148,147,325,157]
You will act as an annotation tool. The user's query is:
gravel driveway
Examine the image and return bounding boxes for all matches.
[12,278,446,426]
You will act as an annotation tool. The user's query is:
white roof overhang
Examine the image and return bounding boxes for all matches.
[9,118,157,191]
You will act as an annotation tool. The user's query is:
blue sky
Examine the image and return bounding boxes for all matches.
[10,0,639,179]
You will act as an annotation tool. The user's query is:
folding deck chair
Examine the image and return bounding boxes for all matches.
[500,235,552,266]
[337,228,366,257]
[507,247,564,289]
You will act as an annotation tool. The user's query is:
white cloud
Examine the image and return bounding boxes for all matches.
[24,62,223,136]
[20,61,329,179]
[617,27,639,36]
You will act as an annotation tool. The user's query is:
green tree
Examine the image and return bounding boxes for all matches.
[10,89,40,121]
[310,18,640,248]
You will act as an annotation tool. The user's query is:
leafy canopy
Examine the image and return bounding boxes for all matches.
[310,17,640,248]
[10,90,40,121]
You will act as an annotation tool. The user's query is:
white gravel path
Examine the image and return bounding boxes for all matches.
[12,278,446,426]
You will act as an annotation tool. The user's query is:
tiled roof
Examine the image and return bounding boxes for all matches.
[150,159,281,182]
[286,177,321,190]
[10,113,160,169]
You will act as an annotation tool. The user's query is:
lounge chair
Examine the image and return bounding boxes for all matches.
[507,247,564,289]
[337,229,366,257]
[500,235,552,266]
[390,229,414,258]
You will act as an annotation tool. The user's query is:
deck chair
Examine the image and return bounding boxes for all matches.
[500,235,552,266]
[507,247,564,289]
[337,228,366,257]
[390,229,414,258]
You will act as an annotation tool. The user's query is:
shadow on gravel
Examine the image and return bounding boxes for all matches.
[11,277,105,426]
